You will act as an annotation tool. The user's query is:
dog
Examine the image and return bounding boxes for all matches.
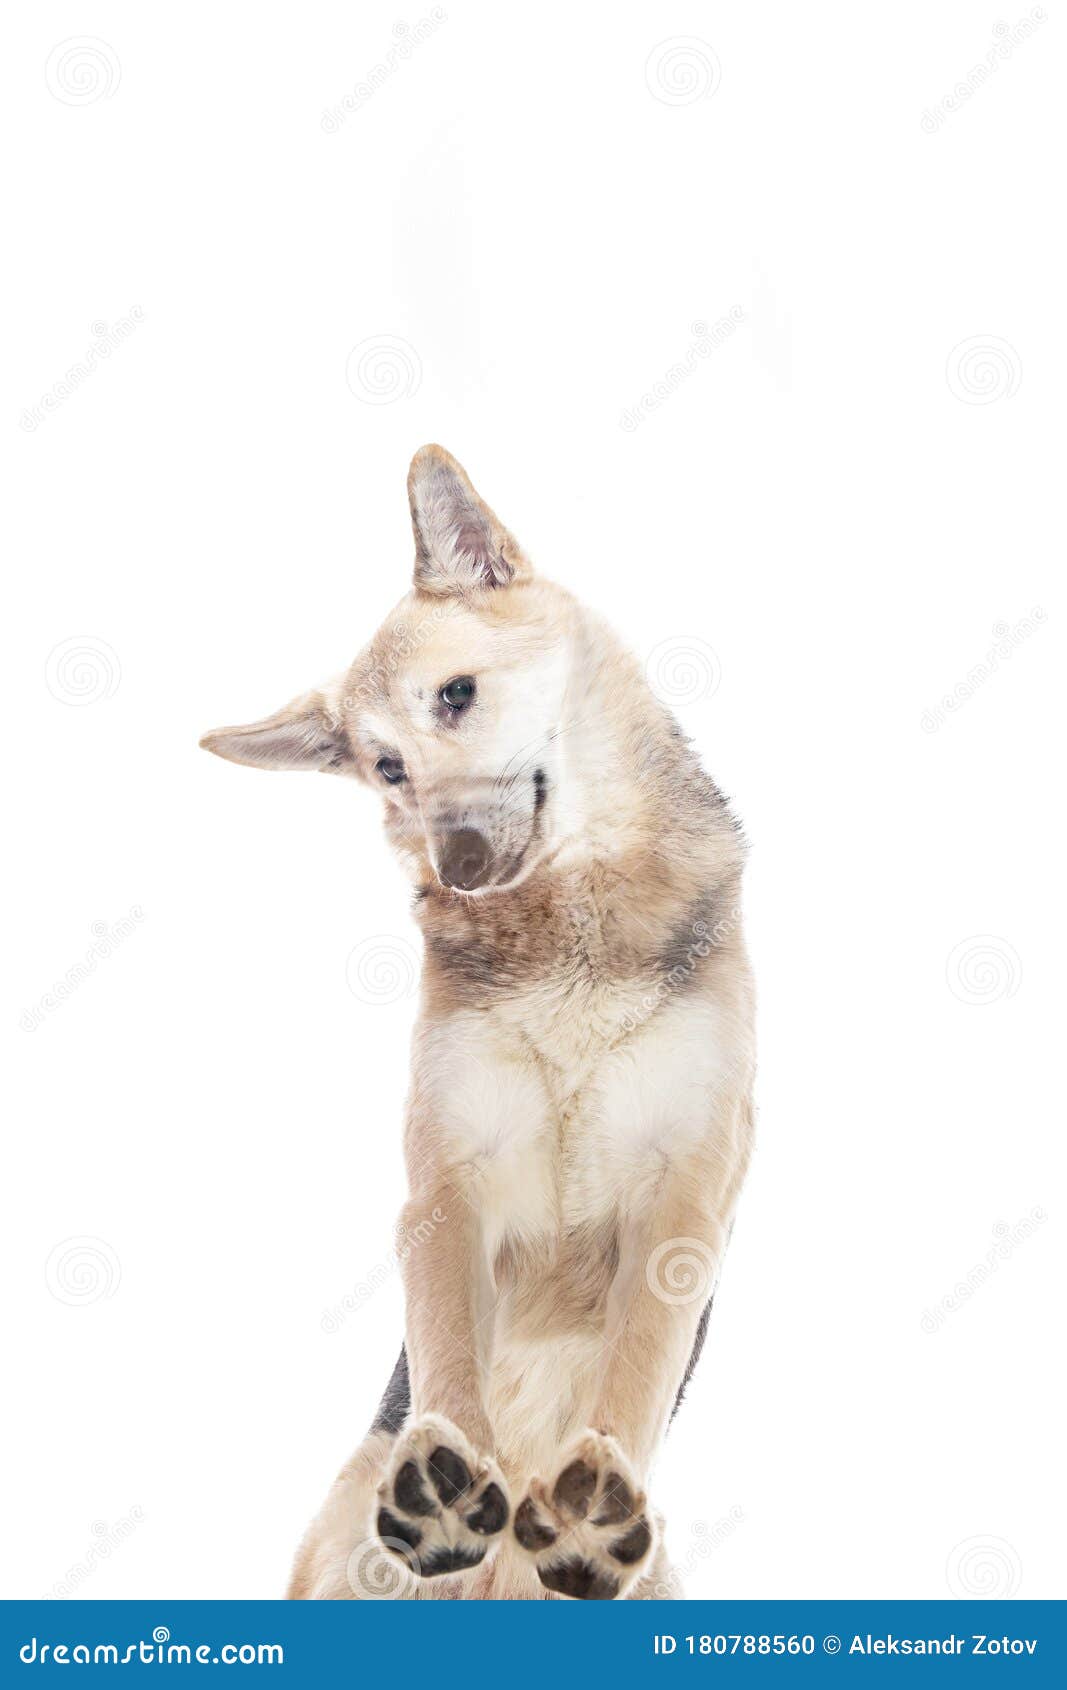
[201,445,755,1599]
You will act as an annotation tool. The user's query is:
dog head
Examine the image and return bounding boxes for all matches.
[201,446,575,894]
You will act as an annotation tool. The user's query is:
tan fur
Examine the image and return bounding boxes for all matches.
[202,446,756,1600]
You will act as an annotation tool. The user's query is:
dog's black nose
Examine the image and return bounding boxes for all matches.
[437,828,492,891]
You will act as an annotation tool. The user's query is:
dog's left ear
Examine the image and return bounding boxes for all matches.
[408,444,533,595]
[199,683,353,774]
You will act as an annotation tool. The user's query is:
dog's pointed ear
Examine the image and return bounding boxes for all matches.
[407,444,533,595]
[200,683,352,774]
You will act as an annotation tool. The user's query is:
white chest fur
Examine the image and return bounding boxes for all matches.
[414,986,733,1253]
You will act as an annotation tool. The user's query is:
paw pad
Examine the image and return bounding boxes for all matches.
[376,1415,510,1581]
[513,1432,654,1600]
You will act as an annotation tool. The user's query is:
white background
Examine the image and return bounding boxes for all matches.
[3,2,1063,1602]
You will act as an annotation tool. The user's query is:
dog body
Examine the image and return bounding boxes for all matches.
[203,447,755,1600]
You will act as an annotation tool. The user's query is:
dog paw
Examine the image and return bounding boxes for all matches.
[512,1430,654,1599]
[375,1413,510,1579]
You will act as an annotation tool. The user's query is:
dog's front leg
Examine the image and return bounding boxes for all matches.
[401,1174,495,1449]
[374,1167,511,1584]
[597,1095,753,1472]
[514,1075,754,1600]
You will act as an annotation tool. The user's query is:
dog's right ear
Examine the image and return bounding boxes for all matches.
[199,684,352,774]
[408,443,533,595]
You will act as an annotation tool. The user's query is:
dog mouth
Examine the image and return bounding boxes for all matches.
[433,769,548,894]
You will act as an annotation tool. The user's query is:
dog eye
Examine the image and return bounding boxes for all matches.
[440,675,476,711]
[376,756,406,784]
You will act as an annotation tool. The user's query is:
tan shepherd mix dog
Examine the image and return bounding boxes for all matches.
[202,446,755,1600]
